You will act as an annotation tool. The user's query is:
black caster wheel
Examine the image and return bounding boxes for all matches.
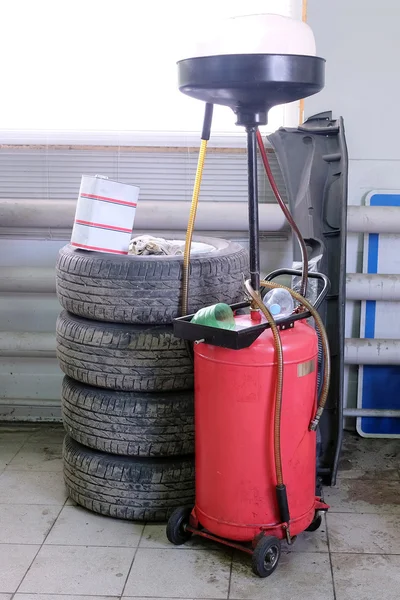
[251,535,281,577]
[166,506,193,545]
[306,511,322,532]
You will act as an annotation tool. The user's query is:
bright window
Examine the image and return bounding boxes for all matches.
[0,0,301,139]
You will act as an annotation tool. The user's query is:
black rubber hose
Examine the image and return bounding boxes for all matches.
[256,130,309,298]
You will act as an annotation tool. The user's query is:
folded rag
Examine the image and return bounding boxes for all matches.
[129,235,183,256]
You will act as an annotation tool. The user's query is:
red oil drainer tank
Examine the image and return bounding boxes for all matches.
[193,315,319,542]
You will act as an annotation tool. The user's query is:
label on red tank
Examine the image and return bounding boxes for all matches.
[297,359,316,377]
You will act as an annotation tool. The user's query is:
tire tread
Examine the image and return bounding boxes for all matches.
[56,312,193,392]
[62,377,194,456]
[63,435,195,521]
[56,239,249,324]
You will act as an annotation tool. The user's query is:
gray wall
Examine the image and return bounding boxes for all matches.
[306,0,400,410]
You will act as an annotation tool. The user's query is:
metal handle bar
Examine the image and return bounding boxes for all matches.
[262,269,330,312]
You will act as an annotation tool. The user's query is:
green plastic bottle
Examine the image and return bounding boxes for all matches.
[191,303,235,330]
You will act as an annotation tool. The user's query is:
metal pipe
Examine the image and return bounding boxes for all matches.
[0,199,287,232]
[3,201,400,235]
[0,332,56,357]
[346,273,400,301]
[345,338,400,365]
[4,333,399,365]
[246,127,260,292]
[344,408,400,418]
[0,267,55,293]
[347,205,400,233]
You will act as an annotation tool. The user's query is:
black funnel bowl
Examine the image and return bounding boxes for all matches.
[178,54,325,127]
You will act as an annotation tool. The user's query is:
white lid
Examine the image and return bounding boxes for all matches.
[180,14,316,60]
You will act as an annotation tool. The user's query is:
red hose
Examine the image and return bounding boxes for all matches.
[256,130,309,297]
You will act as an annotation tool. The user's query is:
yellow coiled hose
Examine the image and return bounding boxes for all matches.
[182,138,208,316]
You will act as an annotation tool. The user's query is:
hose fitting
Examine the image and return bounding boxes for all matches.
[309,406,324,431]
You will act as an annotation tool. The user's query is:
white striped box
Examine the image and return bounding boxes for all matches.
[71,175,140,255]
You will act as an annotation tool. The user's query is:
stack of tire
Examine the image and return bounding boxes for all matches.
[55,236,249,521]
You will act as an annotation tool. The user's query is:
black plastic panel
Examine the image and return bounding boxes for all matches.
[269,112,348,485]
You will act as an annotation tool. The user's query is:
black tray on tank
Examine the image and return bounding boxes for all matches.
[174,302,264,350]
[173,270,330,350]
[174,301,296,351]
[174,304,319,350]
[177,54,325,125]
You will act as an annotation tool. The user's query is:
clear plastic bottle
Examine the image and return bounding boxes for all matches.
[191,303,235,330]
[263,288,294,321]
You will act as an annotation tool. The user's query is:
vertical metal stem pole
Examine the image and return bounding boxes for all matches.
[246,126,260,292]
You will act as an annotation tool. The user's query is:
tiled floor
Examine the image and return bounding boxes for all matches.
[0,425,399,600]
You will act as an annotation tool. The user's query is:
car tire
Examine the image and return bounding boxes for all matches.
[56,237,248,324]
[61,376,194,457]
[63,435,195,521]
[56,311,193,392]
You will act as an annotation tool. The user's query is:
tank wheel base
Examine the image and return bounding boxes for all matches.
[251,535,281,578]
[166,506,193,545]
[306,511,323,532]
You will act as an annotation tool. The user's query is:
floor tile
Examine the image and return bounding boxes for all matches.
[19,545,135,596]
[284,513,329,553]
[0,595,12,599]
[140,523,224,551]
[0,471,67,505]
[332,553,400,600]
[27,426,65,444]
[338,432,400,480]
[124,548,231,598]
[0,442,22,469]
[0,544,39,593]
[0,504,60,544]
[46,505,144,547]
[230,551,334,600]
[328,512,400,554]
[7,443,63,472]
[325,479,400,514]
[15,596,118,600]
